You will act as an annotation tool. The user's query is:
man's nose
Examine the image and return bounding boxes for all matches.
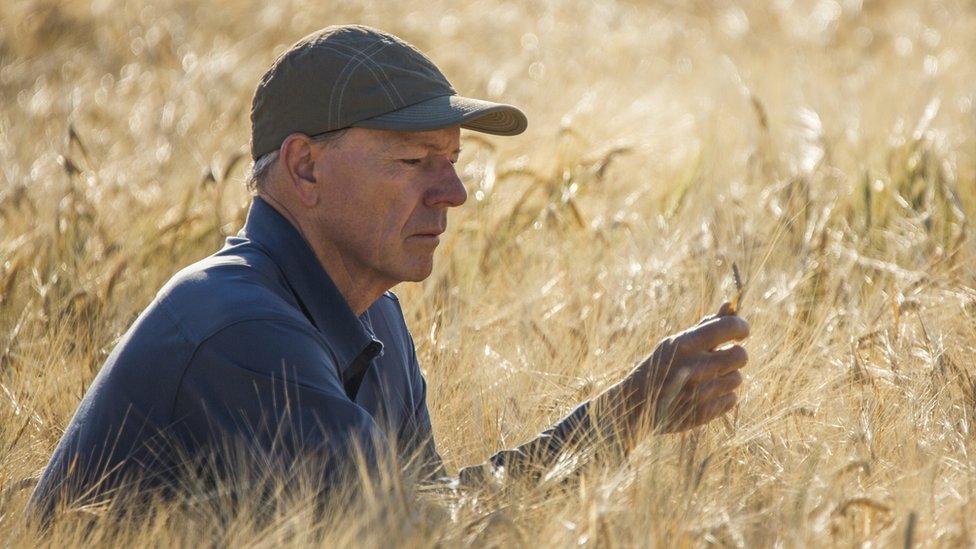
[425,162,467,208]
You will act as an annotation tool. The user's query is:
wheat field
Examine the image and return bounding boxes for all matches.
[2,0,976,546]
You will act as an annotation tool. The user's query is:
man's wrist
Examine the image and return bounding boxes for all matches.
[592,374,647,446]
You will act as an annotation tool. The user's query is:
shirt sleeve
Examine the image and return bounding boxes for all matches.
[172,318,391,483]
[404,373,448,481]
[457,400,603,486]
[393,315,447,482]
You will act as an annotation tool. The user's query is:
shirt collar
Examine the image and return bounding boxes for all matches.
[238,195,384,375]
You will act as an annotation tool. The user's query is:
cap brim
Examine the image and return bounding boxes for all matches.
[350,94,527,136]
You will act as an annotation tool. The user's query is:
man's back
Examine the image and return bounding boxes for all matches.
[28,196,439,520]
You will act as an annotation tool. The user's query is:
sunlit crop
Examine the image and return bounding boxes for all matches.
[2,0,976,545]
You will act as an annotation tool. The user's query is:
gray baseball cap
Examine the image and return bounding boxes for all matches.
[250,25,528,160]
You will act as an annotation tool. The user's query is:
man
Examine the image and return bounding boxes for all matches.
[29,25,748,519]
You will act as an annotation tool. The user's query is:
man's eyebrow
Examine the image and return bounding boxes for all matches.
[399,139,462,153]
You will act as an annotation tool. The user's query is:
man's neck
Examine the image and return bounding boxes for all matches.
[257,192,391,316]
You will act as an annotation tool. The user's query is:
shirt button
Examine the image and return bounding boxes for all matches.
[368,341,383,357]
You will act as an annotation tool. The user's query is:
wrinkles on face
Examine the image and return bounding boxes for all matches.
[309,126,463,290]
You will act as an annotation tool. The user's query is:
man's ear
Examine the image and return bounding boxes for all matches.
[279,133,320,207]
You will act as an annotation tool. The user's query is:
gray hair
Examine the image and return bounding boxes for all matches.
[245,128,350,193]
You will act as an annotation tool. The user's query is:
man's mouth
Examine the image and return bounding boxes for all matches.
[409,227,445,238]
[409,233,441,243]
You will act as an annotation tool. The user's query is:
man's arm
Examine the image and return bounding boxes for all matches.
[456,306,750,485]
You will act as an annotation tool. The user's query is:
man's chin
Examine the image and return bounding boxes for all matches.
[393,259,435,283]
[402,267,434,282]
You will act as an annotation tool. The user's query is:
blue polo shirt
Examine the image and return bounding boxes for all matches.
[29,195,595,518]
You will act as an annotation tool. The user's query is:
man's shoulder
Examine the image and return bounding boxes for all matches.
[378,289,402,308]
[367,289,418,352]
[370,290,406,323]
[154,241,308,343]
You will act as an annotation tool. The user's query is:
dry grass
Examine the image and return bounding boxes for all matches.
[2,0,976,545]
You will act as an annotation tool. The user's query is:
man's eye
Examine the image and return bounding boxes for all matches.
[400,158,423,165]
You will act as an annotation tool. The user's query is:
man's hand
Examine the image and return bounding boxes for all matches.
[623,303,750,434]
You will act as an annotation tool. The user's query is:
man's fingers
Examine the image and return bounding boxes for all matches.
[677,315,750,354]
[661,392,737,433]
[695,302,735,327]
[690,392,737,427]
[672,344,747,385]
[685,370,742,402]
[646,317,749,432]
[704,344,748,378]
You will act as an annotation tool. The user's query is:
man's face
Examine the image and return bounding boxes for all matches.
[308,126,466,285]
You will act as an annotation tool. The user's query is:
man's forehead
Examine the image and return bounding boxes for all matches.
[386,128,461,149]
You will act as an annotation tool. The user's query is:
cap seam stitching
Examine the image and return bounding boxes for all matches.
[362,57,405,107]
[328,41,405,107]
[325,41,388,128]
[333,42,396,127]
[326,41,386,128]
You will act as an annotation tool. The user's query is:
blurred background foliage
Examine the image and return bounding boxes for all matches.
[2,0,976,545]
